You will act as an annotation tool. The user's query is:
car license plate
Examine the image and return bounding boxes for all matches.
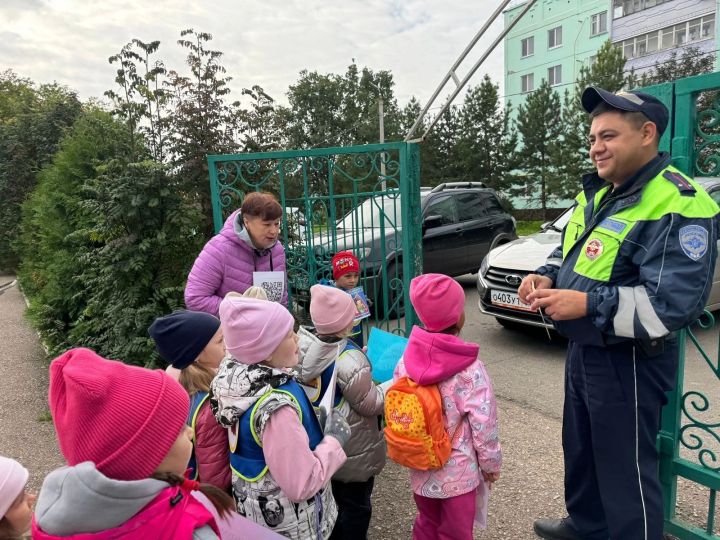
[490,289,534,312]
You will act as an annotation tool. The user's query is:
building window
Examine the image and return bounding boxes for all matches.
[548,65,562,86]
[521,73,534,93]
[616,14,715,59]
[613,0,669,19]
[521,36,534,58]
[548,26,562,48]
[589,55,598,68]
[591,12,608,36]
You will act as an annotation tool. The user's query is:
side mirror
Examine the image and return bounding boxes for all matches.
[423,215,443,232]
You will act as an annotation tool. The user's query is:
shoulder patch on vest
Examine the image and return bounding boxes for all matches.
[679,225,708,261]
[663,171,696,196]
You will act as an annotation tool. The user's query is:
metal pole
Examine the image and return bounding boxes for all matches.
[420,0,539,141]
[404,0,514,141]
[378,94,386,190]
[370,81,387,190]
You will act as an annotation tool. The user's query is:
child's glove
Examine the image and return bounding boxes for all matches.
[319,408,351,447]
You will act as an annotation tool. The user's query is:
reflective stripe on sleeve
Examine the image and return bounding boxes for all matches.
[613,286,637,338]
[634,286,669,339]
[613,286,669,339]
[546,257,563,268]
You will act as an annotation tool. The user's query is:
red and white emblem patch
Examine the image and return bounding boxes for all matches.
[585,238,604,260]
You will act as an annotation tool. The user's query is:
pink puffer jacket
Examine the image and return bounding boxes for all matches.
[184,210,287,315]
[32,485,219,540]
[393,326,502,499]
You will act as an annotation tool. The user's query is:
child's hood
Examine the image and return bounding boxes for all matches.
[402,326,479,385]
[296,326,344,381]
[210,356,293,428]
[34,461,168,536]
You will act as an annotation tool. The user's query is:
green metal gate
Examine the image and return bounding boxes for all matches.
[207,142,422,336]
[643,73,720,539]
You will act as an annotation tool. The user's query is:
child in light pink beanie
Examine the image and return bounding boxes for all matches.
[295,284,386,540]
[212,295,350,538]
[0,456,35,539]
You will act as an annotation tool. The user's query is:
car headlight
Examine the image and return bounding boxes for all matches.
[479,255,489,277]
[477,255,489,296]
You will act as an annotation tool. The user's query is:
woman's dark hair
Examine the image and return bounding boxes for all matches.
[241,192,282,221]
[151,472,234,519]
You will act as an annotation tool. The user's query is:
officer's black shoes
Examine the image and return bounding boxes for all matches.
[533,517,583,540]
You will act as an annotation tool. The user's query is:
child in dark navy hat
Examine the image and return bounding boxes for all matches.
[149,310,230,491]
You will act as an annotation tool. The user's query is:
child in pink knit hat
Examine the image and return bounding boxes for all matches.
[32,348,234,540]
[393,274,502,540]
[0,456,35,539]
[212,295,351,539]
[295,284,386,540]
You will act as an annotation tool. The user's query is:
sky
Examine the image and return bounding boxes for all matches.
[0,0,508,113]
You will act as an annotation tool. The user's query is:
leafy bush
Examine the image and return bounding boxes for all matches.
[18,109,204,366]
[18,109,124,352]
[0,75,82,270]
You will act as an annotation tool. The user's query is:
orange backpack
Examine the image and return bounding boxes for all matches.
[383,376,452,470]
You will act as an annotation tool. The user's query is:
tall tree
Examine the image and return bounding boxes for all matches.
[457,75,518,192]
[421,106,463,185]
[282,63,402,195]
[167,29,238,236]
[235,85,286,153]
[514,80,563,219]
[17,109,127,353]
[284,63,400,150]
[0,75,81,270]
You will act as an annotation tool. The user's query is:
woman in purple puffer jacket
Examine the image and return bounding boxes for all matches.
[185,192,288,315]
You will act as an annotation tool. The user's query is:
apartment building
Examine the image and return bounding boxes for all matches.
[503,0,612,113]
[611,0,717,76]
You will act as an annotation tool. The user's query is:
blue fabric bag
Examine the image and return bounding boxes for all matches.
[366,327,409,383]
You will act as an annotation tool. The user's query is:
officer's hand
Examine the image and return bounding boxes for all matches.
[518,274,552,303]
[528,289,587,320]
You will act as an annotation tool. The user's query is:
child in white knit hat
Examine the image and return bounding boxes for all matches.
[0,456,35,539]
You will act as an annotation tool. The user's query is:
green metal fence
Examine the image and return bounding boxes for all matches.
[644,73,720,539]
[207,142,422,336]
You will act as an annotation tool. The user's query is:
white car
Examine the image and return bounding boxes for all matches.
[477,177,720,330]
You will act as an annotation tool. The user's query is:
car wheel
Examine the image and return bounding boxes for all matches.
[379,261,405,319]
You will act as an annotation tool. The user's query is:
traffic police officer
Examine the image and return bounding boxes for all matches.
[519,87,719,540]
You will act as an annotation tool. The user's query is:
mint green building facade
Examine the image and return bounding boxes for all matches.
[504,0,612,115]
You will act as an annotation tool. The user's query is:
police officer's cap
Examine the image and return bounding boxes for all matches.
[581,86,669,137]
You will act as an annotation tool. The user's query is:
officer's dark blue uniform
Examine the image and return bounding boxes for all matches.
[532,88,719,540]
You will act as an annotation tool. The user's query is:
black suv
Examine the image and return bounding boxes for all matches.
[295,182,517,315]
[418,182,517,276]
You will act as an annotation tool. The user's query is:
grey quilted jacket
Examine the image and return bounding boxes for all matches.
[296,326,386,483]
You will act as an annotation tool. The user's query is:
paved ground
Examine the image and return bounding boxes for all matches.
[0,273,64,492]
[1,271,717,538]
